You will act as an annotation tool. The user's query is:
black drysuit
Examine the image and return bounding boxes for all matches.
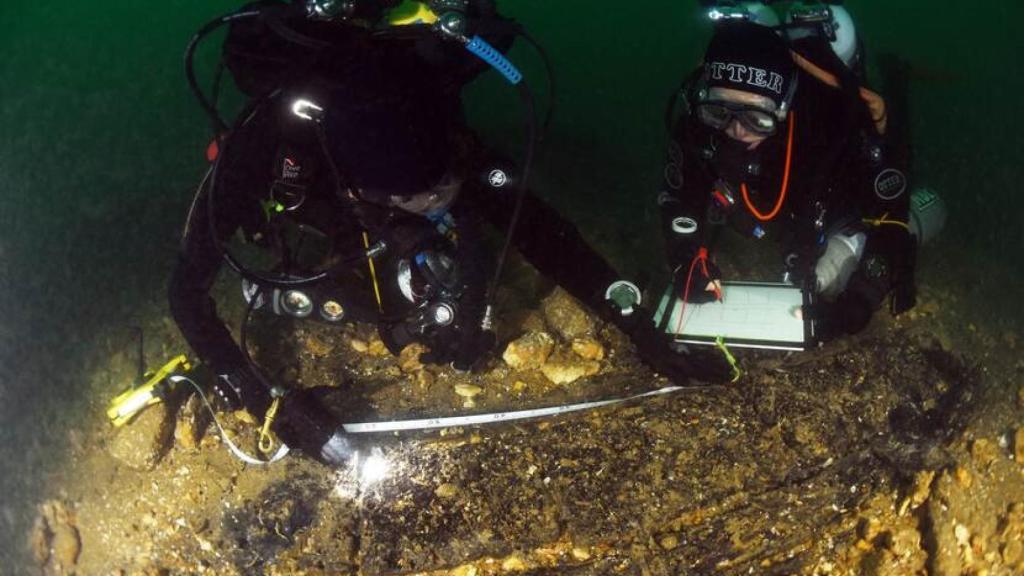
[657,43,917,338]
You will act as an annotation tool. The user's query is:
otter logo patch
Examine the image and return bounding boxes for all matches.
[874,168,907,201]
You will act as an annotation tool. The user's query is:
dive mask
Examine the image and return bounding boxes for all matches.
[696,100,780,137]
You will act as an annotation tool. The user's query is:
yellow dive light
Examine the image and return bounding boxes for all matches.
[106,355,192,427]
[386,0,439,26]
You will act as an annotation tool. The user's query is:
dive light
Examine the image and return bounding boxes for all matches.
[106,355,192,427]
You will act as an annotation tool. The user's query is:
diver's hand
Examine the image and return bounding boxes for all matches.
[624,308,734,384]
[273,388,355,467]
[680,255,722,304]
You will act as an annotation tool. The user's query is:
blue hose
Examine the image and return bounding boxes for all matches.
[466,35,522,85]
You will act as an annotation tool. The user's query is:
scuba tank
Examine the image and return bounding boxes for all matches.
[908,188,947,246]
[702,1,858,69]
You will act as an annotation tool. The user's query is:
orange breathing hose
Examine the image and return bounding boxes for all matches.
[741,111,795,222]
[790,50,888,135]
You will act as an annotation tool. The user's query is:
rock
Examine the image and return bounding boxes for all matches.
[455,384,483,408]
[1003,539,1023,565]
[971,438,998,468]
[108,403,176,471]
[435,483,458,499]
[174,393,211,451]
[501,554,527,570]
[503,331,555,370]
[30,501,81,573]
[571,338,605,361]
[368,336,389,356]
[1014,428,1024,463]
[540,353,600,385]
[908,470,935,510]
[541,287,596,341]
[454,384,482,398]
[416,370,434,388]
[305,335,333,357]
[571,546,591,560]
[954,466,972,489]
[350,339,368,353]
[399,343,426,373]
[659,534,679,550]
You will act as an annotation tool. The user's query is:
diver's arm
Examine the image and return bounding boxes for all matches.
[168,170,275,414]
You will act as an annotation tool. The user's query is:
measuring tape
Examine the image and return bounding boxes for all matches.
[342,385,690,434]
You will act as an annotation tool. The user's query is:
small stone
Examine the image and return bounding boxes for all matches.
[908,470,935,509]
[571,338,605,361]
[954,523,970,547]
[659,534,679,550]
[454,384,483,399]
[367,337,389,356]
[107,403,176,471]
[512,380,527,393]
[503,331,555,370]
[1014,428,1024,462]
[540,356,600,385]
[416,370,434,388]
[399,343,426,373]
[435,483,458,499]
[954,466,973,488]
[350,339,368,353]
[541,287,596,341]
[30,501,80,572]
[571,546,591,560]
[971,438,998,467]
[305,335,333,357]
[501,555,527,570]
[451,565,478,576]
[1003,539,1023,565]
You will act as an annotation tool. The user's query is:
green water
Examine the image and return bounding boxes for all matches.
[1,1,1021,570]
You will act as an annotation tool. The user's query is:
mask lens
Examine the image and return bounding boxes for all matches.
[697,103,732,129]
[698,101,778,136]
[738,110,777,135]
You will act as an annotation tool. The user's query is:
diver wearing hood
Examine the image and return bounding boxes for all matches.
[170,15,731,468]
[659,20,917,341]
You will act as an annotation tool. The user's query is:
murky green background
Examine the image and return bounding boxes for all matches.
[1,0,1021,570]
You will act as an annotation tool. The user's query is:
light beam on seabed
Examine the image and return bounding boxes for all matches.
[333,447,391,500]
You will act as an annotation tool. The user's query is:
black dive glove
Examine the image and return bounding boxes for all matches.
[215,366,354,467]
[617,307,734,384]
[273,388,355,467]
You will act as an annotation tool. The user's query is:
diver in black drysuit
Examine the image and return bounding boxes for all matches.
[658,21,917,341]
[169,9,730,466]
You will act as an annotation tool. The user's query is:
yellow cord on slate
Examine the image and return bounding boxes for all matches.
[258,397,281,454]
[715,336,742,383]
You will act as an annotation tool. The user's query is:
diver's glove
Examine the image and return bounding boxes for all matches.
[676,248,722,304]
[615,306,734,384]
[273,388,355,467]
